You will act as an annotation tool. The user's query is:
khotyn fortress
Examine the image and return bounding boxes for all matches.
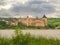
[6,15,47,27]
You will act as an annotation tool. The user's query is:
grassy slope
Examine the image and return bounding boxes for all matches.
[48,18,60,26]
[47,18,60,29]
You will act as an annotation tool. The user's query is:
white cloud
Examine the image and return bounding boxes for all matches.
[11,0,28,4]
[1,4,12,10]
[48,0,60,18]
[0,0,60,18]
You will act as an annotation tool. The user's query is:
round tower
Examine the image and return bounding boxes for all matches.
[42,14,48,26]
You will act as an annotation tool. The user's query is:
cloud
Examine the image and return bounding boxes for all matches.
[9,0,55,17]
[0,0,7,6]
[0,9,12,18]
[48,0,60,18]
[0,0,58,18]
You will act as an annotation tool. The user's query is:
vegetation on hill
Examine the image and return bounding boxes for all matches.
[47,18,60,29]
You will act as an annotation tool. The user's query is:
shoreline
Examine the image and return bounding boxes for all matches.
[0,29,60,30]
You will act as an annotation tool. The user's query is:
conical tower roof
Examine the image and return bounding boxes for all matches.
[42,14,47,18]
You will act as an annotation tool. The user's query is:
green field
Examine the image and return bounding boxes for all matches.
[47,18,60,29]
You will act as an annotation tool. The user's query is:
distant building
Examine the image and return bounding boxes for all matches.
[19,14,47,27]
[6,14,47,27]
[5,20,18,26]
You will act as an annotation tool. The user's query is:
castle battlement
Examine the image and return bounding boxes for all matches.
[6,15,47,27]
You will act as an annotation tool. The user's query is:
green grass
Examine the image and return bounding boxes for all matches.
[48,18,60,26]
[0,30,60,45]
[47,18,60,29]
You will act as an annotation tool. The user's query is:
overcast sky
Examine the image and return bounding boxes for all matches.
[0,0,60,18]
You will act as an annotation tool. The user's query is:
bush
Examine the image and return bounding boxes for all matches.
[18,22,26,29]
[47,24,56,29]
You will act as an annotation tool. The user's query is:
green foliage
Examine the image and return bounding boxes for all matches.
[18,22,26,29]
[0,21,9,29]
[0,21,17,29]
[27,26,44,29]
[47,18,60,29]
[46,24,55,29]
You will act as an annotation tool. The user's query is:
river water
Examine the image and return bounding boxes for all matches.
[0,29,60,39]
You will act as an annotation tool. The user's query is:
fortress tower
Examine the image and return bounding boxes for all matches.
[42,14,47,26]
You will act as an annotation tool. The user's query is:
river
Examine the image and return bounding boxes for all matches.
[0,29,60,39]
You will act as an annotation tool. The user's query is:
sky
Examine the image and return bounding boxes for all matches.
[0,0,60,18]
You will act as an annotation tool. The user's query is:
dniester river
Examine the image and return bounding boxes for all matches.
[0,29,60,39]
